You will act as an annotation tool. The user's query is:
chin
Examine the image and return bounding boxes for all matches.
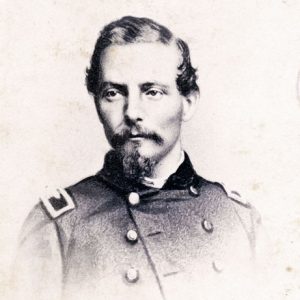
[138,143,165,159]
[116,139,168,166]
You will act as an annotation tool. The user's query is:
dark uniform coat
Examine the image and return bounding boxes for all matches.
[13,151,264,300]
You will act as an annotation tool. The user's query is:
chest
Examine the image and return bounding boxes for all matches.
[61,190,252,300]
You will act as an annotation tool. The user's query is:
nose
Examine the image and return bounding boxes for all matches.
[124,92,144,125]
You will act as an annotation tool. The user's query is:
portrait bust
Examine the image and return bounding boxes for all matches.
[12,16,265,300]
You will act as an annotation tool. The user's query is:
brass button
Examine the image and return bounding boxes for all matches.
[126,229,138,243]
[125,267,139,283]
[202,219,213,233]
[128,192,140,206]
[189,185,199,196]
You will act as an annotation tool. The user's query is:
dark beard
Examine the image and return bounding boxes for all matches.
[110,126,163,181]
[116,145,157,182]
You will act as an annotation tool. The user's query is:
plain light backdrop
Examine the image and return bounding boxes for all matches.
[1,0,300,298]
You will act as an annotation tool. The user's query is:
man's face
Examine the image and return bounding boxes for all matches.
[95,42,194,173]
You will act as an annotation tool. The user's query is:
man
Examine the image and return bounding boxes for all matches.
[13,16,264,300]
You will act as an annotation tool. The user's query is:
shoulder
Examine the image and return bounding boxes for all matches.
[218,181,261,224]
[25,175,107,224]
[199,177,256,210]
[197,176,261,229]
[19,175,108,246]
[197,177,262,251]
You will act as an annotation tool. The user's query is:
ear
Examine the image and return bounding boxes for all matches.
[182,91,199,122]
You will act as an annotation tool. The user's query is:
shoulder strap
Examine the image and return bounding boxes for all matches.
[40,188,75,219]
[219,182,251,208]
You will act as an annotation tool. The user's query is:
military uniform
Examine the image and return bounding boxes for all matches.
[13,151,264,300]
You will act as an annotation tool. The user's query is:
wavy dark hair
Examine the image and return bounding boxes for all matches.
[86,16,199,98]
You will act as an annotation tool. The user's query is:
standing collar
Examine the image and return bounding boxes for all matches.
[142,151,185,188]
[96,150,200,193]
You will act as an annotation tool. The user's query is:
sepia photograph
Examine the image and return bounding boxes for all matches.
[1,1,300,299]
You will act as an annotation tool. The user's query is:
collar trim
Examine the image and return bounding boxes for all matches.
[97,150,200,193]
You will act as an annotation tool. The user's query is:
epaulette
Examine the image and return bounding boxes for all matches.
[40,187,75,219]
[219,182,251,208]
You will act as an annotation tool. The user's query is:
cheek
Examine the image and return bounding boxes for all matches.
[154,101,183,130]
[99,102,124,129]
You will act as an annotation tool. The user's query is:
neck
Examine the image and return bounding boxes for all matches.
[150,140,183,179]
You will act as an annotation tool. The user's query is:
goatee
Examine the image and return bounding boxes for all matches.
[110,126,163,181]
[117,145,157,182]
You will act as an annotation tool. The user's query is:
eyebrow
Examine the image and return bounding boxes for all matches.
[100,82,128,94]
[139,82,170,93]
[100,81,170,95]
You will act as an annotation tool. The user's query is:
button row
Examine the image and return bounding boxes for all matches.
[125,229,139,282]
[125,261,222,284]
[126,222,213,240]
[127,185,199,207]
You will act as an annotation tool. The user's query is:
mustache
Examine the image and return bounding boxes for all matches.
[111,127,164,148]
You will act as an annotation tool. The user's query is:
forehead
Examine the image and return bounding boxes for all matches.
[101,42,181,84]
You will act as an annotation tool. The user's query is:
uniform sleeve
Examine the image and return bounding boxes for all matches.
[250,205,270,262]
[10,204,63,300]
[220,182,269,261]
[228,198,275,299]
[249,206,278,299]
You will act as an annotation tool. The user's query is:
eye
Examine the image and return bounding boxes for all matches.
[145,89,164,100]
[102,89,124,101]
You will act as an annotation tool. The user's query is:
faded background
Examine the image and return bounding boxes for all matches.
[1,0,300,298]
